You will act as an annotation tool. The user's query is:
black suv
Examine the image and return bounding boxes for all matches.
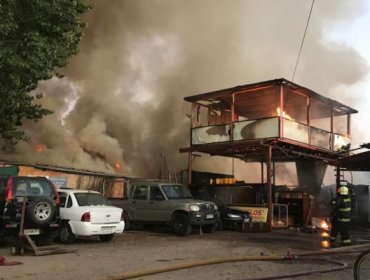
[0,176,60,244]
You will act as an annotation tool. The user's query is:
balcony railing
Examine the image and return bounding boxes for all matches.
[191,117,350,152]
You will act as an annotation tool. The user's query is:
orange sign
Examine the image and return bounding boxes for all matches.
[229,206,268,223]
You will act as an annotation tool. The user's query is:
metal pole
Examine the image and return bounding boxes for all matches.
[307,97,311,145]
[331,107,334,150]
[188,152,192,184]
[279,84,284,139]
[347,114,351,138]
[267,145,273,232]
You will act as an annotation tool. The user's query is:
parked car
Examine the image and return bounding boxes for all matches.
[217,202,252,231]
[57,189,125,243]
[109,180,220,236]
[191,188,252,231]
[0,176,60,245]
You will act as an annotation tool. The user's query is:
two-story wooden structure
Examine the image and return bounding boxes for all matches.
[180,78,358,230]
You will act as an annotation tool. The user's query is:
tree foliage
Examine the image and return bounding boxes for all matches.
[0,0,89,144]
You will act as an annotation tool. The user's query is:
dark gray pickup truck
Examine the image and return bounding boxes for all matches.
[109,180,219,236]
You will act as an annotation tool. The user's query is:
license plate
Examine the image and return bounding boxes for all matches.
[101,226,115,232]
[206,214,214,219]
[24,229,40,235]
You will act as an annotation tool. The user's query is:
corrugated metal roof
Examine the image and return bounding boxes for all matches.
[0,160,127,178]
[184,78,358,118]
[338,150,370,171]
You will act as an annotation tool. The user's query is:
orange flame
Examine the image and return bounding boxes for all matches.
[33,143,45,153]
[114,161,122,171]
[320,231,330,238]
[320,220,330,230]
[276,108,293,120]
[321,240,330,249]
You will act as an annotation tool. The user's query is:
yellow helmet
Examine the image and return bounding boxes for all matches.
[338,186,349,196]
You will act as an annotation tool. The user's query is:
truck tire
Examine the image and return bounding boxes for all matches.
[172,213,192,236]
[26,197,55,226]
[123,212,131,230]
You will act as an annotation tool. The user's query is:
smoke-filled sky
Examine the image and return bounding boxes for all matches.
[1,0,370,182]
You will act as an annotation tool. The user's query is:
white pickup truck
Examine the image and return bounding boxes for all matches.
[57,189,125,243]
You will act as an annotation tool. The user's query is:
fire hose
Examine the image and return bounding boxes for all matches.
[107,243,370,280]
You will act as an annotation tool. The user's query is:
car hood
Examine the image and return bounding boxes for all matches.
[222,205,250,215]
[168,199,215,205]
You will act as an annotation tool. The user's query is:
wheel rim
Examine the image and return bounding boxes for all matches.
[33,201,51,221]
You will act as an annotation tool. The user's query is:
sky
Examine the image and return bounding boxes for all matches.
[1,0,370,187]
[325,0,370,185]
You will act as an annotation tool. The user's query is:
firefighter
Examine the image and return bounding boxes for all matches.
[330,186,352,247]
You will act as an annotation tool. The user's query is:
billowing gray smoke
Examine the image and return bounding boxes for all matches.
[1,0,368,178]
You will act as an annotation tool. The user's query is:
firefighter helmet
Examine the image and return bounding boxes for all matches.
[338,186,349,196]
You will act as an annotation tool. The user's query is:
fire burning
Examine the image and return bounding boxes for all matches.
[320,219,330,230]
[33,143,45,153]
[114,161,123,171]
[276,107,293,120]
[318,218,331,249]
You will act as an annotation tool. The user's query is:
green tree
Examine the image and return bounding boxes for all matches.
[0,0,89,144]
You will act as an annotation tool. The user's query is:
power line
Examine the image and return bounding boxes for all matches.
[292,0,315,82]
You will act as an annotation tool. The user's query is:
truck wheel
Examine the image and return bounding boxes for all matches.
[123,212,131,230]
[26,197,55,226]
[59,224,76,244]
[172,213,192,236]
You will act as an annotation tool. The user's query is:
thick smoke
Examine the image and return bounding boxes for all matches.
[1,0,368,179]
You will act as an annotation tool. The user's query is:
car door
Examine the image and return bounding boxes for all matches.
[129,185,151,221]
[58,192,74,220]
[148,185,170,221]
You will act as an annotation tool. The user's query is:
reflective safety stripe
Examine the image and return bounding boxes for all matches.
[343,239,352,244]
[330,237,336,241]
[338,218,351,222]
[343,198,351,203]
[339,207,351,212]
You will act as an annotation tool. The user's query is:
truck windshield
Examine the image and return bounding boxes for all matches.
[162,185,192,199]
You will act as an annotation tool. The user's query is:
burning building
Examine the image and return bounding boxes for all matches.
[180,78,358,230]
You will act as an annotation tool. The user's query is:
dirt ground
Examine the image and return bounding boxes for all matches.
[0,227,363,280]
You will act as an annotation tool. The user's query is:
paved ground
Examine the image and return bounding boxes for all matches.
[0,227,368,280]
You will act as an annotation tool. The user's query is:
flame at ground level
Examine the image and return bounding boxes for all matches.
[320,219,330,230]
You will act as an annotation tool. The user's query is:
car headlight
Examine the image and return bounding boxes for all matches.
[227,213,242,219]
[214,204,218,211]
[189,204,200,212]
